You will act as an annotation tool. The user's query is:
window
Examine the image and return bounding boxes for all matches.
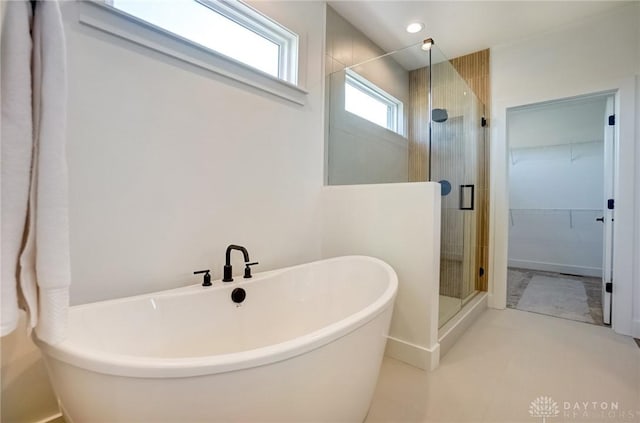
[108,0,298,84]
[345,70,403,134]
[79,0,306,104]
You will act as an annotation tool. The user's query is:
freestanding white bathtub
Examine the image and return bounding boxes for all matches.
[36,256,398,423]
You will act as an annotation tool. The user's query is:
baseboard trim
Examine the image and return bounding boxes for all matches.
[438,292,488,358]
[632,319,640,339]
[384,336,440,371]
[508,259,601,277]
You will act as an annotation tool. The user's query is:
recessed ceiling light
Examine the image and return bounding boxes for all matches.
[406,22,424,34]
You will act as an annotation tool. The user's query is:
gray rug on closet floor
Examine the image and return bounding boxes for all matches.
[516,275,595,324]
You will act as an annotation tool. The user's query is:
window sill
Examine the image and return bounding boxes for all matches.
[77,1,308,105]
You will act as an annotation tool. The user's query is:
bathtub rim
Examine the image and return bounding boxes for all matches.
[35,255,397,378]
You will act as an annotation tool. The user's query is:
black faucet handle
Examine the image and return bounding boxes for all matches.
[194,269,212,287]
[244,262,259,279]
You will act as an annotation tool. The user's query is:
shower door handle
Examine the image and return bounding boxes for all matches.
[459,185,475,210]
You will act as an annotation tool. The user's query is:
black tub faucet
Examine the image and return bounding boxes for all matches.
[223,245,258,282]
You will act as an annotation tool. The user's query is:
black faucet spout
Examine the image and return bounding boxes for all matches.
[225,244,249,264]
[223,245,251,282]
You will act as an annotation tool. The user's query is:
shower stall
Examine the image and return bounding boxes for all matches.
[427,48,488,327]
[325,38,489,329]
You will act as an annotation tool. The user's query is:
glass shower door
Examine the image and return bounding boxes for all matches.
[430,48,484,327]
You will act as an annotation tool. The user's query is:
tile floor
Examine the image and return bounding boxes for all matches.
[507,268,604,326]
[366,308,640,423]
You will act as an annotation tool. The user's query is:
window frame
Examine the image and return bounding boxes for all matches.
[79,0,306,105]
[344,69,404,135]
[193,0,298,84]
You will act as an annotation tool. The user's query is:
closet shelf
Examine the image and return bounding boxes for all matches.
[509,208,603,229]
[509,139,602,164]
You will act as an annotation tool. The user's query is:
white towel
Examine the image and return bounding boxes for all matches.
[23,0,71,344]
[1,1,33,337]
[1,0,71,344]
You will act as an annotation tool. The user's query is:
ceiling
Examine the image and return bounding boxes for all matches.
[327,1,632,60]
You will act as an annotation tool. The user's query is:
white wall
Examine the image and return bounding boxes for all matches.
[490,2,640,336]
[65,0,326,304]
[508,98,608,149]
[322,182,441,370]
[507,98,606,276]
[325,6,409,185]
[1,1,326,421]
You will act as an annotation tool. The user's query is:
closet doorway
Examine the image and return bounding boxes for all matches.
[505,93,615,326]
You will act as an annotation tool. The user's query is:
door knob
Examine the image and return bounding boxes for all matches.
[596,216,605,222]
